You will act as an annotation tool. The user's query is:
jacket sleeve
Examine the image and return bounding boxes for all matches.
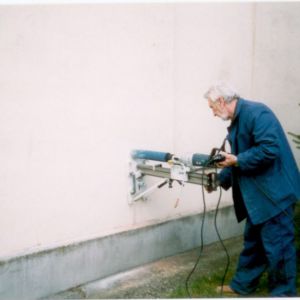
[237,109,280,172]
[217,167,232,190]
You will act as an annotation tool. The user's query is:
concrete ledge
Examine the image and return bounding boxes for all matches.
[0,205,244,299]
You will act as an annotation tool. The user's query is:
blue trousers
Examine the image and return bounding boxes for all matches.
[230,205,297,296]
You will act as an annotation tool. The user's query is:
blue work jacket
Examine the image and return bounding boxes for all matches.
[218,98,300,225]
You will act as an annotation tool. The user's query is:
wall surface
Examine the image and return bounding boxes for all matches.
[0,2,299,260]
[252,3,300,162]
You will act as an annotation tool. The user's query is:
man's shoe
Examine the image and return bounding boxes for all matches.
[216,285,239,296]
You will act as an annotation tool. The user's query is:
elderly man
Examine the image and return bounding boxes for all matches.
[204,82,300,296]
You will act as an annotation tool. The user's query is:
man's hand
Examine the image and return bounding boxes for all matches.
[217,151,238,168]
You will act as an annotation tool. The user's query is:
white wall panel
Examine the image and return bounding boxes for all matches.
[0,3,299,258]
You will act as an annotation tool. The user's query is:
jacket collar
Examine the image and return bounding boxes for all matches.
[232,97,243,122]
[227,97,243,132]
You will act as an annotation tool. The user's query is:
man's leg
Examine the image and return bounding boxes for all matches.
[230,219,267,295]
[261,205,297,296]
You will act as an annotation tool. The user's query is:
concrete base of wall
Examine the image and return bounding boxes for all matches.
[0,205,244,299]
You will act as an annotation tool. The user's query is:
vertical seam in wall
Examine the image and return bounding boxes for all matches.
[171,4,176,153]
[250,2,257,96]
[172,4,177,153]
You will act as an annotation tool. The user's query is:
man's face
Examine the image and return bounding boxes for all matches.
[208,97,230,121]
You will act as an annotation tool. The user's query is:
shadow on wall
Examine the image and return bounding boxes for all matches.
[288,103,300,149]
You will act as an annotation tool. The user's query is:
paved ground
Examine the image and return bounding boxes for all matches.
[45,235,243,299]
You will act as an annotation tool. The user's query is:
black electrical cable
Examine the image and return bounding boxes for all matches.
[185,166,231,298]
[184,165,207,298]
[214,186,231,296]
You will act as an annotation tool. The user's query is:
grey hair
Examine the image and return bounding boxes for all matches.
[204,82,240,103]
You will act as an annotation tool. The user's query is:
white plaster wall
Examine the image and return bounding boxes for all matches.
[252,2,300,165]
[0,4,176,257]
[0,3,299,258]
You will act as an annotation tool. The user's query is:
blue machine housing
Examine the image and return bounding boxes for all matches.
[192,154,210,166]
[131,150,173,162]
[131,150,212,167]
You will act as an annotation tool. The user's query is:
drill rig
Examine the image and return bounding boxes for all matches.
[128,149,225,204]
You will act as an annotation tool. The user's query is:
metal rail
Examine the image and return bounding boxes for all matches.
[136,164,213,186]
